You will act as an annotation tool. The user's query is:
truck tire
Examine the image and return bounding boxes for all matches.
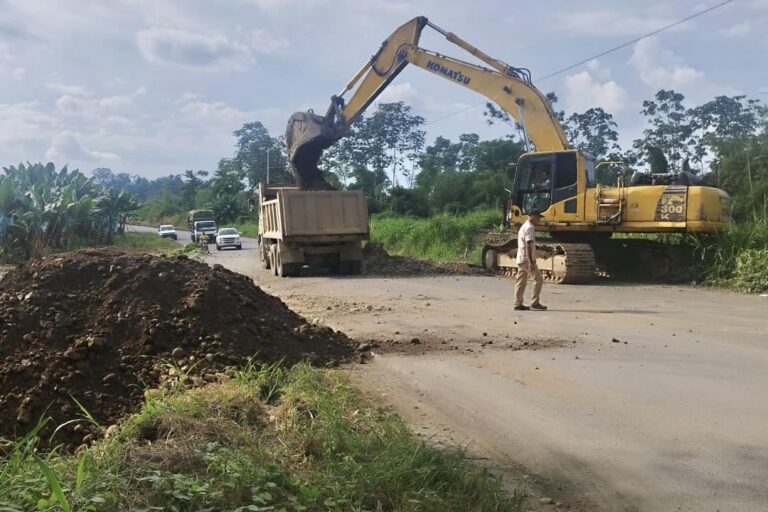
[270,247,278,276]
[276,251,288,277]
[260,240,271,269]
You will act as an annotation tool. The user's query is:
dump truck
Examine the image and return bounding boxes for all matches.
[257,183,369,277]
[187,210,217,243]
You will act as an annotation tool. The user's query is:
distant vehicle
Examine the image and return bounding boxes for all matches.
[158,224,177,240]
[187,210,217,243]
[193,220,217,244]
[216,228,242,251]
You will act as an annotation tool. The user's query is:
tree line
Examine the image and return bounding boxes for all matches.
[66,88,768,228]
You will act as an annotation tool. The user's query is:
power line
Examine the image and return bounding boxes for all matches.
[424,0,734,126]
[424,103,482,126]
[536,0,734,82]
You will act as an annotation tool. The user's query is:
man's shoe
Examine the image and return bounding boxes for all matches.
[530,302,548,310]
[514,304,530,311]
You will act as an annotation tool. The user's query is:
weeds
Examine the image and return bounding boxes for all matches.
[690,217,768,292]
[371,209,502,263]
[0,364,525,511]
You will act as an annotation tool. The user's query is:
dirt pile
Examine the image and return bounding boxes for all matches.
[363,242,483,276]
[0,249,353,448]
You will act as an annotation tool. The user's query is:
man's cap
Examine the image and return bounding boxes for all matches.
[529,209,542,216]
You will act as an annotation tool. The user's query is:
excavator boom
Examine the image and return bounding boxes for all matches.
[286,16,569,189]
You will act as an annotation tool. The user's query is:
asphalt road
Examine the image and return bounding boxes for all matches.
[130,224,768,511]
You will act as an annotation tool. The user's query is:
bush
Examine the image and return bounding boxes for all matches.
[732,249,768,293]
[692,217,768,292]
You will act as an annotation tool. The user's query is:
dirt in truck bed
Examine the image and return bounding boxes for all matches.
[0,249,354,450]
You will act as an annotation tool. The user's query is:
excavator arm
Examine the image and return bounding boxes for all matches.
[286,16,570,188]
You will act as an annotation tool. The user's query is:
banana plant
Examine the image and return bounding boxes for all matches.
[0,162,141,262]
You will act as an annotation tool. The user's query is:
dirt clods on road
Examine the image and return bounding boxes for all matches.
[0,249,353,449]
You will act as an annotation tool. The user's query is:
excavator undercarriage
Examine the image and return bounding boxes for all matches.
[481,233,698,284]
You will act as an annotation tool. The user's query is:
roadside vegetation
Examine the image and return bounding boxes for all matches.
[0,163,141,263]
[371,209,501,263]
[0,363,525,512]
[691,218,768,293]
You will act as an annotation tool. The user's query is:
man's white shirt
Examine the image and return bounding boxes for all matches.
[516,219,536,264]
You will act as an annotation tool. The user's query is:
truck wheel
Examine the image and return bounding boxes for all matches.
[192,235,196,243]
[261,241,271,269]
[216,244,221,251]
[271,248,278,276]
[276,252,286,277]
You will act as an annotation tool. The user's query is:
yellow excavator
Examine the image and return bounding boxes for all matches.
[286,16,730,283]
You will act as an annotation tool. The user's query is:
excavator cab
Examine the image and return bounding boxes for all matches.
[508,150,588,225]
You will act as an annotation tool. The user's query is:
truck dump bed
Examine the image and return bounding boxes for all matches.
[259,186,369,241]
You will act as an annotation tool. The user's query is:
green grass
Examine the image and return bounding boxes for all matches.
[370,209,502,263]
[61,232,179,254]
[691,218,768,293]
[230,221,259,238]
[615,218,768,293]
[0,363,525,511]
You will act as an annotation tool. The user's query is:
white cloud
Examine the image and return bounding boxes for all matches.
[557,10,677,37]
[55,87,147,116]
[47,83,93,96]
[11,67,26,80]
[0,101,56,144]
[45,131,120,163]
[179,100,254,124]
[628,37,705,90]
[0,43,12,65]
[136,26,287,71]
[376,82,420,104]
[563,62,628,113]
[176,96,286,133]
[717,21,754,38]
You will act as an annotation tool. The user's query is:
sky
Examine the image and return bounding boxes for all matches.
[0,0,766,178]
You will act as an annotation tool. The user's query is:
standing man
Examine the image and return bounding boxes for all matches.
[514,210,547,311]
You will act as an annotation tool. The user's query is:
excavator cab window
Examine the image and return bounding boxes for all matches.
[552,152,578,205]
[514,156,553,214]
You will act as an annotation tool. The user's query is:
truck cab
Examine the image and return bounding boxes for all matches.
[192,220,218,244]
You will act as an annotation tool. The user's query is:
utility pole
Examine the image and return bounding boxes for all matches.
[266,148,271,184]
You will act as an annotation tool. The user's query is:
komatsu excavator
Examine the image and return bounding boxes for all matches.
[285,16,730,283]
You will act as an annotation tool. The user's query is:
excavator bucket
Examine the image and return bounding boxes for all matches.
[285,111,337,190]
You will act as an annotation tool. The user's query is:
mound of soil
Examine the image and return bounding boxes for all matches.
[363,242,483,276]
[0,249,353,449]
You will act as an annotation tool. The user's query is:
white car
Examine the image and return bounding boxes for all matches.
[158,224,177,240]
[216,228,242,250]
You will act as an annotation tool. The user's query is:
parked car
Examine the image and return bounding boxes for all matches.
[216,228,242,251]
[158,224,177,240]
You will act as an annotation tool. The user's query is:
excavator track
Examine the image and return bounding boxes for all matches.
[482,232,698,284]
[482,234,597,284]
